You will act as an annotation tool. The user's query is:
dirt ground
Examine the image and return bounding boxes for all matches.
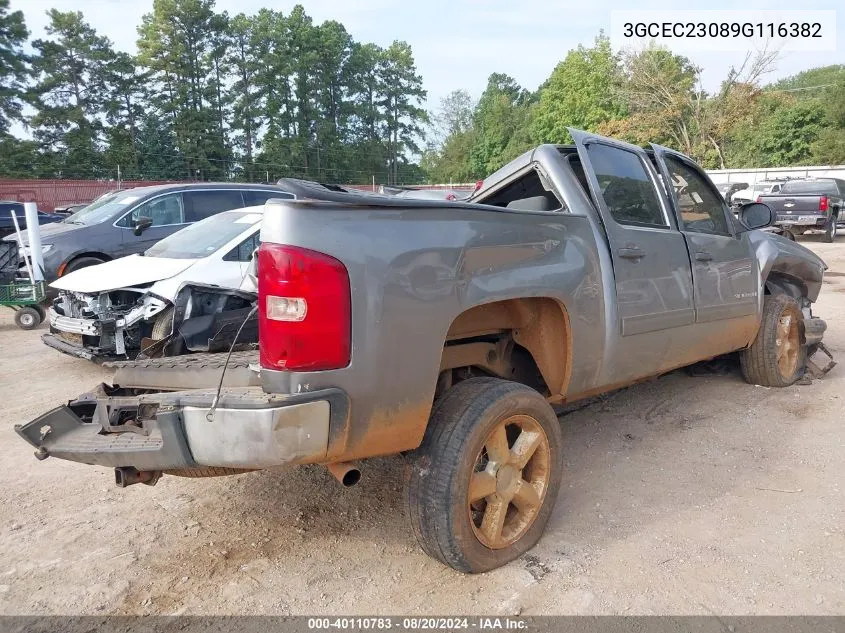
[0,240,843,616]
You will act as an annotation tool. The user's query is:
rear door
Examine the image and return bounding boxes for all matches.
[650,144,758,324]
[183,189,246,223]
[570,129,695,338]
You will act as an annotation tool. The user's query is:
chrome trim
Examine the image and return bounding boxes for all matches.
[182,400,330,467]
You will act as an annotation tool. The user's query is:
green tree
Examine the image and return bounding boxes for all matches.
[469,73,532,175]
[0,0,29,135]
[532,33,626,144]
[134,114,185,179]
[378,41,427,184]
[137,0,231,179]
[422,89,477,183]
[29,10,115,178]
[812,75,845,164]
[102,52,149,179]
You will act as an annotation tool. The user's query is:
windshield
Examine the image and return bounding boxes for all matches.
[64,190,144,225]
[144,210,262,259]
[780,180,839,195]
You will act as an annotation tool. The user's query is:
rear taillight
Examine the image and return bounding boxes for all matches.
[819,195,829,212]
[258,243,351,372]
[756,196,762,203]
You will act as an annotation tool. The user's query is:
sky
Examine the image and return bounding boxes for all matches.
[11,0,845,112]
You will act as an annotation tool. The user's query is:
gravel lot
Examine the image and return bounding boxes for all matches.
[1,240,843,616]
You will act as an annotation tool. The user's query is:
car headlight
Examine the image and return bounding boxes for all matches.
[20,245,53,256]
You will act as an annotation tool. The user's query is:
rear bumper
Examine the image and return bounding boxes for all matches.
[15,386,347,471]
[775,214,828,229]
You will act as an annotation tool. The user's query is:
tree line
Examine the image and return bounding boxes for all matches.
[423,36,845,183]
[0,0,427,183]
[1,0,843,187]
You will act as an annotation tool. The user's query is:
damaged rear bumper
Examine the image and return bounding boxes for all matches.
[15,386,348,472]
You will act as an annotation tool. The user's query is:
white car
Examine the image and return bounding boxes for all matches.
[43,207,264,361]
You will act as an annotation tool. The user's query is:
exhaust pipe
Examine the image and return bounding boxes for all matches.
[326,461,361,487]
[114,467,161,488]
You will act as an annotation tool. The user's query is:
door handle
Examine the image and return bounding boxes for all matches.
[695,251,713,262]
[617,246,645,260]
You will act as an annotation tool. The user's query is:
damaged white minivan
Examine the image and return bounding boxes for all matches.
[43,207,264,362]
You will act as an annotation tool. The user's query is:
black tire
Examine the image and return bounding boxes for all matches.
[32,304,46,323]
[406,377,563,573]
[14,306,41,330]
[64,256,106,275]
[740,294,806,387]
[823,215,837,243]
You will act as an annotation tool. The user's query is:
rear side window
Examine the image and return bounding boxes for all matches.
[781,180,838,195]
[223,232,260,262]
[663,155,731,235]
[183,190,246,222]
[585,143,667,228]
[243,190,293,206]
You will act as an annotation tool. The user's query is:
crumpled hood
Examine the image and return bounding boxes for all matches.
[50,254,198,294]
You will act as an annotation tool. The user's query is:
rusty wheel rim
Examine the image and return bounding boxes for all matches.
[775,308,800,378]
[467,414,551,550]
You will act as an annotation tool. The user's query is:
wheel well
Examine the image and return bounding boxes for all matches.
[70,252,111,264]
[438,298,571,401]
[61,252,110,275]
[764,272,806,301]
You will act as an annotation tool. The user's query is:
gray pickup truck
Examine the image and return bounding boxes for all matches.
[16,130,830,573]
[760,178,845,242]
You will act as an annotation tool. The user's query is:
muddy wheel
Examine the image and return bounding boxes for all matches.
[823,216,837,243]
[406,377,563,573]
[14,307,40,330]
[740,294,806,387]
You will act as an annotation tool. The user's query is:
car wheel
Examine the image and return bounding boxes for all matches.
[14,307,41,330]
[740,294,806,387]
[406,377,563,573]
[63,256,106,275]
[151,306,175,340]
[823,216,837,243]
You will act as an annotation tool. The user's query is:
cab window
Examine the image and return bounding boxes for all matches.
[663,156,731,235]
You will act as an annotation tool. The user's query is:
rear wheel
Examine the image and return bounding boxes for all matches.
[32,304,46,323]
[740,294,806,387]
[823,216,837,243]
[406,378,563,573]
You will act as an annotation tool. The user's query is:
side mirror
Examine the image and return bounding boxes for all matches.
[737,202,774,231]
[133,216,154,236]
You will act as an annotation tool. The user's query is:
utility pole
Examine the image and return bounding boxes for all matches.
[117,164,122,190]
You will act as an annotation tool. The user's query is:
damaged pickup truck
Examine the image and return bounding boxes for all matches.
[43,208,262,361]
[16,130,833,573]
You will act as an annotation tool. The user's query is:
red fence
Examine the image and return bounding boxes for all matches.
[0,180,185,211]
